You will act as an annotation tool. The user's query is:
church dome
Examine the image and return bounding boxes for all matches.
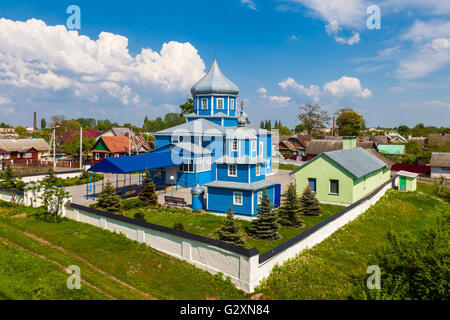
[191,59,239,96]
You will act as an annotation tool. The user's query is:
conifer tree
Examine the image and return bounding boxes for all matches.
[279,182,304,227]
[96,180,122,213]
[248,189,280,240]
[138,169,158,206]
[216,206,245,247]
[299,186,322,216]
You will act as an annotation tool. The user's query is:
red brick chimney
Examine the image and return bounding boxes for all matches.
[33,112,37,131]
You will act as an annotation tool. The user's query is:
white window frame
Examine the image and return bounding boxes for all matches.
[228,164,237,177]
[256,163,261,176]
[230,99,235,110]
[259,141,264,156]
[179,158,194,173]
[114,153,120,158]
[105,153,109,158]
[257,191,263,205]
[202,98,208,110]
[233,191,243,206]
[171,135,179,143]
[231,140,238,152]
[217,98,224,110]
[95,153,100,160]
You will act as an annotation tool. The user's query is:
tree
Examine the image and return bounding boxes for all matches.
[179,98,194,115]
[279,183,304,227]
[39,185,71,223]
[0,164,25,205]
[138,169,158,206]
[216,206,245,247]
[297,104,331,136]
[294,123,306,134]
[336,108,365,136]
[405,140,422,156]
[397,125,410,138]
[96,180,122,213]
[61,133,95,157]
[41,118,46,130]
[299,186,321,216]
[15,125,27,136]
[248,190,280,240]
[44,167,59,185]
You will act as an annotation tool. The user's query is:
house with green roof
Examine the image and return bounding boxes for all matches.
[290,146,391,205]
[377,144,405,155]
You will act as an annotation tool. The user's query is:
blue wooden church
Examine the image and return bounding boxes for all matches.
[151,59,281,216]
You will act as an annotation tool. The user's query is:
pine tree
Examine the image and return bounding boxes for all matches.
[299,186,322,216]
[248,190,280,240]
[44,167,59,184]
[96,180,122,213]
[279,182,304,227]
[138,169,158,206]
[216,206,245,247]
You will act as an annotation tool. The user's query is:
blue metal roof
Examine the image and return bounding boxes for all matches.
[88,151,180,174]
[324,147,387,179]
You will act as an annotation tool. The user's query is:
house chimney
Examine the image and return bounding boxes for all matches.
[33,112,37,131]
[343,136,357,150]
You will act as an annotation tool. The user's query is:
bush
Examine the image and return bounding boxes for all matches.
[133,211,146,221]
[121,198,144,210]
[173,222,185,232]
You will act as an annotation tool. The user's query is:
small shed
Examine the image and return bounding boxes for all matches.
[396,170,418,191]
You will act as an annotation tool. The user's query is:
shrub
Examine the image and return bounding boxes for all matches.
[173,222,185,232]
[96,181,122,213]
[121,198,144,210]
[133,211,146,221]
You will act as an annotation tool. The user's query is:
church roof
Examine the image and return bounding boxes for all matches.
[152,118,226,136]
[191,59,239,96]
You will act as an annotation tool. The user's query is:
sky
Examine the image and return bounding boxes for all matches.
[0,0,449,129]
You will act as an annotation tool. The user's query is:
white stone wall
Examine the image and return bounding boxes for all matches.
[0,189,24,204]
[21,170,83,183]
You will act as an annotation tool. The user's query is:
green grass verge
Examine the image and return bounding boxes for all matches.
[123,204,344,254]
[276,164,299,171]
[0,203,246,300]
[256,184,449,299]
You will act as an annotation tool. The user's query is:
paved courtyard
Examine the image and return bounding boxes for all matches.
[66,169,294,209]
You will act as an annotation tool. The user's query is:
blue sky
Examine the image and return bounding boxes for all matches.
[0,0,449,129]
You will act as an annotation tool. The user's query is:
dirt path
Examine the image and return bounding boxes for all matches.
[0,235,116,300]
[1,223,154,300]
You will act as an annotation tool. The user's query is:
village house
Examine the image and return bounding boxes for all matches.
[0,138,50,162]
[291,137,391,205]
[305,138,376,160]
[429,152,450,179]
[91,136,135,164]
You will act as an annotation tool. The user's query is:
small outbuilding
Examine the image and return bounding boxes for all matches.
[396,170,418,191]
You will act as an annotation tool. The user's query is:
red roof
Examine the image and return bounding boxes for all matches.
[60,129,101,144]
[93,136,130,153]
[391,163,430,175]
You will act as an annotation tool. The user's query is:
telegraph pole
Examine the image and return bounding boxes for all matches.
[80,127,83,170]
[53,127,56,171]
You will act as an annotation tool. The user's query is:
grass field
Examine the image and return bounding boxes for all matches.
[123,203,344,254]
[276,164,299,171]
[256,183,449,299]
[0,182,445,300]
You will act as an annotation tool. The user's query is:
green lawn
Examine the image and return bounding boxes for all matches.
[0,203,246,300]
[256,183,449,299]
[122,203,344,254]
[277,164,299,171]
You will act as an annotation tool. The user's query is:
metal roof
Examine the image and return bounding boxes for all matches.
[429,152,450,168]
[204,179,277,191]
[324,147,387,179]
[396,170,419,178]
[377,144,405,155]
[0,138,50,152]
[152,118,226,136]
[88,150,180,174]
[191,59,239,96]
[225,126,258,140]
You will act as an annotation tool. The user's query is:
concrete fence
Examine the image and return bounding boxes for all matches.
[20,169,83,183]
[0,178,394,293]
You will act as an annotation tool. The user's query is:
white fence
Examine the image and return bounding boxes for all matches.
[20,170,83,183]
[0,178,393,293]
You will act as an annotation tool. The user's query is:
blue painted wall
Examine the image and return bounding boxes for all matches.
[253,186,275,214]
[217,163,251,183]
[207,187,253,215]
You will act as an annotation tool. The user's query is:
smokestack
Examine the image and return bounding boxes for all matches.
[33,112,37,131]
[332,116,335,136]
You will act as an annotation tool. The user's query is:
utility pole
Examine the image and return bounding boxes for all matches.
[53,127,56,171]
[80,127,83,170]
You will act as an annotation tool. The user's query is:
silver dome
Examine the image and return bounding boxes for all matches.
[191,59,239,96]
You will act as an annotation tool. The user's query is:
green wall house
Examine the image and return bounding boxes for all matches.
[290,147,391,205]
[396,170,418,191]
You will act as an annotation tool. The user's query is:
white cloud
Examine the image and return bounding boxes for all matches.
[257,87,292,105]
[423,100,450,109]
[288,34,299,41]
[335,32,360,45]
[401,20,450,42]
[323,76,372,98]
[241,0,257,11]
[278,77,320,102]
[0,95,11,105]
[0,18,205,106]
